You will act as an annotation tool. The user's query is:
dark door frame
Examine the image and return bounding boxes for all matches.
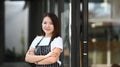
[0,1,5,64]
[82,0,88,67]
[71,0,88,67]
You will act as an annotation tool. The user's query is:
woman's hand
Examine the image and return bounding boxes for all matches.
[25,48,47,63]
[28,50,34,55]
[35,47,62,65]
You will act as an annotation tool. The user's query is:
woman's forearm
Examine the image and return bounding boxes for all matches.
[25,54,48,63]
[36,56,57,65]
[36,48,61,65]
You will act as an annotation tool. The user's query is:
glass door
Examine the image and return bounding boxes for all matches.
[88,0,120,67]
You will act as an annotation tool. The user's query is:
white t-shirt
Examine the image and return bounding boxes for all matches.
[30,36,63,51]
[30,36,63,65]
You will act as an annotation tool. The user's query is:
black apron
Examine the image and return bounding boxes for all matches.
[34,37,60,67]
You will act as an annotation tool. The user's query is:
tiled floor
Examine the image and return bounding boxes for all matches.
[0,62,31,67]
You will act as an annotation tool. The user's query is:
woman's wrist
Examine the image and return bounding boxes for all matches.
[44,54,50,58]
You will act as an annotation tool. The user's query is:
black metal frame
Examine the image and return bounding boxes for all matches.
[71,0,88,67]
[82,0,88,67]
[0,1,5,64]
[71,0,81,67]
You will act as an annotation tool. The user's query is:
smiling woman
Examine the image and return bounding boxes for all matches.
[25,13,63,67]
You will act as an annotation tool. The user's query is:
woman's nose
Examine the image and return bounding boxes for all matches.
[46,24,50,27]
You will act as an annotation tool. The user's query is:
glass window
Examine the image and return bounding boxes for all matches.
[88,0,120,67]
[3,1,30,67]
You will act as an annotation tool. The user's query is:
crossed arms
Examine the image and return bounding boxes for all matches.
[25,47,62,65]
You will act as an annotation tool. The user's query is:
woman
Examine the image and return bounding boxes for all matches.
[25,13,63,67]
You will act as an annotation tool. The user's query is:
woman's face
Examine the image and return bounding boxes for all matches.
[42,16,54,36]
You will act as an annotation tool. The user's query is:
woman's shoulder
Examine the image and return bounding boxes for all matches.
[54,36,63,41]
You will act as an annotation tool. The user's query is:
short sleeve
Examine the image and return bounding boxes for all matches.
[30,36,42,48]
[51,37,63,52]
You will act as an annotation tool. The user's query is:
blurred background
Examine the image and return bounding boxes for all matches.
[0,0,120,67]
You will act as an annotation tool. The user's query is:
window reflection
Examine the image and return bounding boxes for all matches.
[2,1,30,67]
[61,2,70,67]
[88,0,120,67]
[5,1,28,62]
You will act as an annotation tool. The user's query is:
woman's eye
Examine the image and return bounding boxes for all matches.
[43,22,47,24]
[43,21,53,25]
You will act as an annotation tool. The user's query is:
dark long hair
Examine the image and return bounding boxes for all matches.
[41,12,61,41]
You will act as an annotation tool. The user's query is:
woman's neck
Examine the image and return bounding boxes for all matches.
[45,34,52,37]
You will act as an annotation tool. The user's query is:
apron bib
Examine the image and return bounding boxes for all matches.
[34,37,60,67]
